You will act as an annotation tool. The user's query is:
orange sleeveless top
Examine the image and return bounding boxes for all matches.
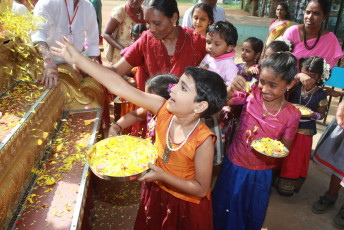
[155,102,215,204]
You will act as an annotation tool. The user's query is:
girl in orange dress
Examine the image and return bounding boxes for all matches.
[52,36,227,229]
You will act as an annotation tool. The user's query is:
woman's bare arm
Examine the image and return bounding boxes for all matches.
[103,17,124,51]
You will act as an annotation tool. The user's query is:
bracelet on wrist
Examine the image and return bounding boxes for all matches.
[315,112,321,120]
[113,123,123,133]
[311,112,321,120]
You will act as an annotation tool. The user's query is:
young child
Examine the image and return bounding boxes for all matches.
[120,24,147,56]
[277,56,329,196]
[212,52,301,230]
[221,39,291,145]
[260,38,292,63]
[130,23,147,43]
[235,38,291,83]
[191,2,214,36]
[109,74,179,144]
[199,21,238,87]
[220,37,263,151]
[237,37,263,81]
[52,37,228,229]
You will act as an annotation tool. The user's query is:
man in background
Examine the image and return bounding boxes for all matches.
[31,0,100,88]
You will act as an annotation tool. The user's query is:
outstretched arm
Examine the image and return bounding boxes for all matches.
[139,136,214,198]
[51,36,165,114]
[108,108,147,137]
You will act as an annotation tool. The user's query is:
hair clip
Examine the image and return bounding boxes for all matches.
[168,84,176,93]
[322,59,330,82]
[310,56,317,66]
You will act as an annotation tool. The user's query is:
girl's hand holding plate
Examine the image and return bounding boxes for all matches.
[301,110,316,119]
[139,163,165,182]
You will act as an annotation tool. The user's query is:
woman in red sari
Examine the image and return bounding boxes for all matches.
[109,0,207,137]
[112,0,207,81]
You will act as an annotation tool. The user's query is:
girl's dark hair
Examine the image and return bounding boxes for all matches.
[208,21,238,46]
[261,52,297,84]
[184,66,227,118]
[276,2,291,20]
[244,37,263,54]
[309,0,330,16]
[192,3,214,25]
[146,74,179,99]
[267,40,291,53]
[143,0,179,25]
[131,24,147,36]
[299,56,325,85]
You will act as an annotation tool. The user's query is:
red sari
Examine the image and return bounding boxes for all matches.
[124,26,206,79]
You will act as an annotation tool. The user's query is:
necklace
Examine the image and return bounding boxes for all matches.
[166,28,185,65]
[299,86,316,107]
[165,115,200,152]
[303,24,322,50]
[174,27,186,54]
[262,97,284,119]
[301,85,317,98]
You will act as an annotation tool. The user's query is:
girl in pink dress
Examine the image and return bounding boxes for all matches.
[199,21,239,87]
[220,37,263,151]
[212,52,301,230]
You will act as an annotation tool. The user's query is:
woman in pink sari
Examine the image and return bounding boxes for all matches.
[265,2,292,48]
[283,0,342,75]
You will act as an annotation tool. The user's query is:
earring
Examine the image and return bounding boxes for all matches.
[173,22,176,27]
[287,88,289,92]
[194,110,197,117]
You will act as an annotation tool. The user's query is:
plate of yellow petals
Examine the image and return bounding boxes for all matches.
[292,104,312,116]
[87,136,158,181]
[251,138,289,158]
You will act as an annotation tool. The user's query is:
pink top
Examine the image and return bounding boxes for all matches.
[199,51,238,86]
[124,26,207,78]
[228,85,301,170]
[283,25,343,69]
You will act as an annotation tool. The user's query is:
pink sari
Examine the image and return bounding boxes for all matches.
[283,25,343,69]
